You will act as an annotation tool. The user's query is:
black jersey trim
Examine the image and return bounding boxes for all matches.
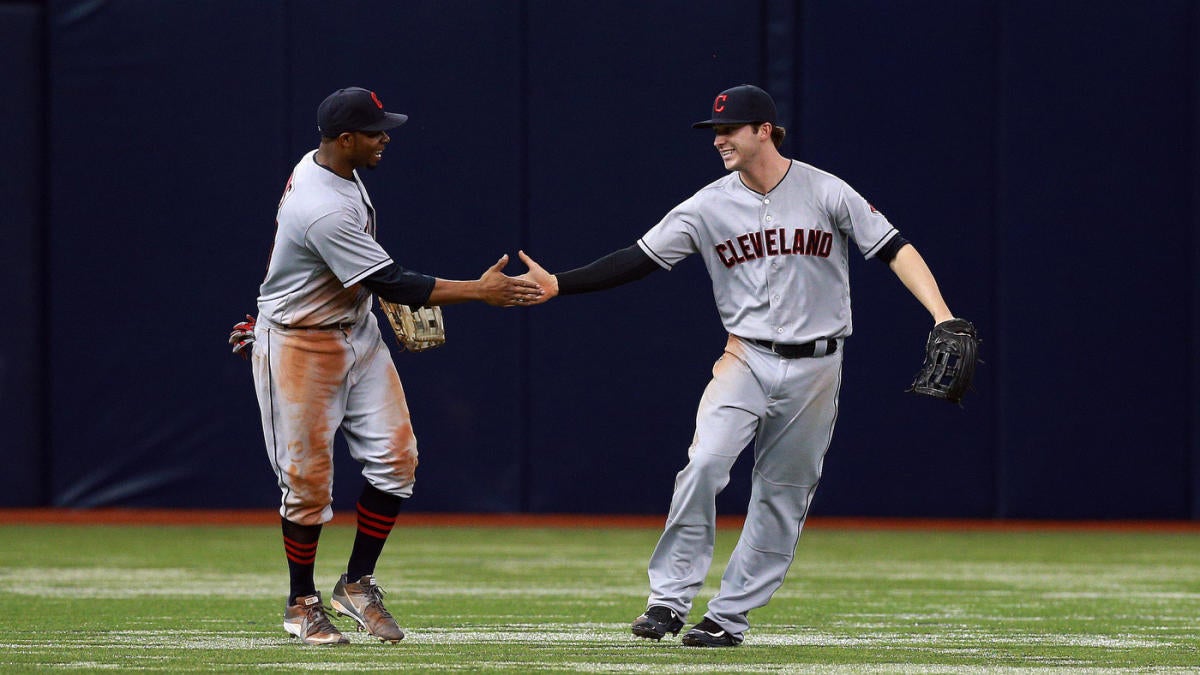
[311,152,356,182]
[736,160,793,196]
[636,239,673,270]
[863,228,899,259]
[265,328,292,514]
[344,258,393,287]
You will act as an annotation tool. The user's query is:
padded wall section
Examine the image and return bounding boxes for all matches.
[283,1,527,512]
[523,0,764,514]
[47,1,289,507]
[996,1,1193,518]
[799,0,999,517]
[32,0,1200,517]
[0,4,44,506]
[43,0,527,512]
[1193,0,1200,520]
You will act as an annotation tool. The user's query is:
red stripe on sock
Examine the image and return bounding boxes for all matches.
[356,504,396,541]
[283,536,318,552]
[356,521,391,540]
[283,536,318,564]
[357,504,397,529]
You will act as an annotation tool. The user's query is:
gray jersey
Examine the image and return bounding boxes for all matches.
[257,151,393,327]
[637,160,897,343]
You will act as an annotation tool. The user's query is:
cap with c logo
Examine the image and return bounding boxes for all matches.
[317,87,409,137]
[692,85,777,129]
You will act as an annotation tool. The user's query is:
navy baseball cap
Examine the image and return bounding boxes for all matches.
[693,84,778,129]
[317,87,408,137]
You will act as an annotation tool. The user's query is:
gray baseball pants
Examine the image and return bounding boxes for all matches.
[645,335,843,637]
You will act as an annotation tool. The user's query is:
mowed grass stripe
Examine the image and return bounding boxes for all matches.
[0,524,1196,671]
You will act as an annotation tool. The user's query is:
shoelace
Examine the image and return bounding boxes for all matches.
[363,584,395,620]
[304,603,340,634]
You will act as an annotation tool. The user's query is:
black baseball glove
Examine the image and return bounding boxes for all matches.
[907,318,979,404]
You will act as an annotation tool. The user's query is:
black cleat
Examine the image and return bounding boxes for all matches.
[681,617,743,647]
[631,605,685,640]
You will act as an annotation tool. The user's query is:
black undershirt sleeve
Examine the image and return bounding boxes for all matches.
[360,261,437,307]
[875,235,910,264]
[556,244,662,295]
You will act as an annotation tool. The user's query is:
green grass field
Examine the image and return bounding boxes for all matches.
[0,521,1197,672]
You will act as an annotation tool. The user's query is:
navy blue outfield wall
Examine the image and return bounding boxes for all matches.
[3,0,1196,518]
[0,3,44,508]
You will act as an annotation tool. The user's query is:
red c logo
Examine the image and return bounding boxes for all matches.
[370,91,384,109]
[714,94,728,112]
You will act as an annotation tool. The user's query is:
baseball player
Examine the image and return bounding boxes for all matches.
[517,84,957,646]
[230,86,542,646]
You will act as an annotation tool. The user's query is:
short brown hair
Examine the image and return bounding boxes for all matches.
[755,123,786,149]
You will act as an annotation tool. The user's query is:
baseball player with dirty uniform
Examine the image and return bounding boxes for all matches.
[229,87,542,646]
[517,84,960,646]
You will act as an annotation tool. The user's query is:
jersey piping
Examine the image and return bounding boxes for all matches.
[863,228,899,258]
[345,258,394,287]
[637,238,674,270]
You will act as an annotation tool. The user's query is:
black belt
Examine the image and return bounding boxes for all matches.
[750,337,838,359]
[279,321,356,331]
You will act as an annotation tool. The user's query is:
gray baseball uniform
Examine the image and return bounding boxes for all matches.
[253,150,418,525]
[638,160,897,637]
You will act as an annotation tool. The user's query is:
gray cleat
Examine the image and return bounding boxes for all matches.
[331,574,405,643]
[283,593,349,646]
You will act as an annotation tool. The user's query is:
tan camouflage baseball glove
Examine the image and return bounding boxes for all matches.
[379,300,446,352]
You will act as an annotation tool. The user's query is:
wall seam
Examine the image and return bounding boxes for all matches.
[282,0,293,169]
[518,0,533,512]
[1189,0,1199,519]
[37,0,53,506]
[991,0,1008,519]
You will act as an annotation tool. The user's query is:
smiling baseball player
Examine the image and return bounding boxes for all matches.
[231,86,541,646]
[517,84,967,646]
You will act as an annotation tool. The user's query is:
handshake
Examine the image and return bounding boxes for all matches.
[468,250,557,308]
[229,251,557,359]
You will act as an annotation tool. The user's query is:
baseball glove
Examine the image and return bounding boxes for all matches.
[379,300,446,352]
[228,314,256,359]
[907,318,979,404]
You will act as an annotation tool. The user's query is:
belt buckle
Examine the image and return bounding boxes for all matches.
[755,339,784,357]
[765,338,827,359]
[760,339,791,358]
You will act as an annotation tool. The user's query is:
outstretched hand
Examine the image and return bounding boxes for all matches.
[514,250,558,305]
[478,254,546,307]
